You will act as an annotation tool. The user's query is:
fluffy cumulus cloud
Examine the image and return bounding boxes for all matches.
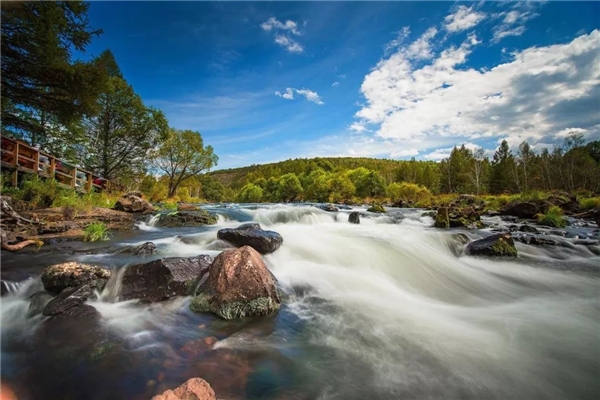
[261,17,304,53]
[444,5,486,33]
[275,87,324,105]
[353,12,600,158]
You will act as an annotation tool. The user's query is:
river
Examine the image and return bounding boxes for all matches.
[1,204,599,400]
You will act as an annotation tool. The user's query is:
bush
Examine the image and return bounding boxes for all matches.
[19,175,63,208]
[236,184,263,203]
[83,222,110,242]
[519,190,547,202]
[176,187,191,203]
[387,182,431,204]
[537,206,567,228]
[580,197,600,210]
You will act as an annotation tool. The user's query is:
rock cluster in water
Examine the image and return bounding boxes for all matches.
[217,223,283,254]
[41,262,111,294]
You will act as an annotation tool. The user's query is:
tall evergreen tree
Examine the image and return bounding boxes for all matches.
[490,140,515,194]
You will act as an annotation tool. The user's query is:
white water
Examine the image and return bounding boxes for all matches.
[2,204,599,399]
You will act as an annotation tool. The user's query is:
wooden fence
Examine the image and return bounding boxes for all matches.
[1,135,113,193]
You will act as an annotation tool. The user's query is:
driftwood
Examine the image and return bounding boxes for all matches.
[0,197,43,226]
[1,239,42,252]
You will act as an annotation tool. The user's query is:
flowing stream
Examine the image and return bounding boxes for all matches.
[1,204,599,400]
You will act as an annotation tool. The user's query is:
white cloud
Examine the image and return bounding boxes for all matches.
[492,6,540,43]
[262,17,304,53]
[332,82,340,87]
[493,26,526,42]
[444,5,486,33]
[275,87,324,105]
[385,26,411,54]
[261,17,300,35]
[353,27,600,152]
[274,35,303,53]
[349,122,368,133]
[406,27,438,59]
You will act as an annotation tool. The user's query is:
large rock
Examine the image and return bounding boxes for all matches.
[155,211,217,228]
[434,207,450,228]
[500,202,546,219]
[43,285,94,316]
[151,378,216,400]
[116,241,156,255]
[177,203,201,211]
[320,204,339,212]
[120,255,212,302]
[114,192,155,214]
[466,233,517,257]
[348,211,360,224]
[366,204,386,213]
[41,262,111,295]
[217,223,283,254]
[190,246,281,320]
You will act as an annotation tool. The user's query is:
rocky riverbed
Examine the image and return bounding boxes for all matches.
[1,202,599,400]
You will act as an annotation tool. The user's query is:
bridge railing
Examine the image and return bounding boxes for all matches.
[1,135,110,193]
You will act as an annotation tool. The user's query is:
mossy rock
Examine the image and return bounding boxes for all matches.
[367,204,386,213]
[190,293,280,320]
[434,207,450,228]
[466,233,517,258]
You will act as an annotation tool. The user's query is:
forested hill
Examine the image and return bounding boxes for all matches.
[209,157,438,190]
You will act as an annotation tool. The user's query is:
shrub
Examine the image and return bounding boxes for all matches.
[387,182,431,204]
[83,222,110,242]
[537,206,567,228]
[580,197,600,210]
[20,175,63,208]
[176,187,192,203]
[236,184,263,203]
[519,190,547,202]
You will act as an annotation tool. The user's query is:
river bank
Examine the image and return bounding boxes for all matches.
[1,203,599,400]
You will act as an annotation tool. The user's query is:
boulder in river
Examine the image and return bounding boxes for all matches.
[190,246,281,320]
[177,203,201,211]
[120,255,213,302]
[116,241,156,255]
[42,284,95,317]
[151,377,216,400]
[320,204,339,212]
[114,192,155,214]
[348,211,360,224]
[366,204,386,213]
[41,262,111,294]
[518,224,540,233]
[155,210,217,228]
[217,223,283,254]
[434,207,450,228]
[466,233,517,257]
[500,202,546,219]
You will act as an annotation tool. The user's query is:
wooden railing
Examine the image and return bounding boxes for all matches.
[1,135,111,193]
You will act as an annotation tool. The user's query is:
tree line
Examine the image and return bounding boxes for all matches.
[1,1,216,198]
[209,133,599,204]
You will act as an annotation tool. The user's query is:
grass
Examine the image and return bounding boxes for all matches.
[537,206,567,228]
[83,222,110,242]
[579,197,600,210]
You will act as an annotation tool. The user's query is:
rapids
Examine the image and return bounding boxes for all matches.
[1,203,599,400]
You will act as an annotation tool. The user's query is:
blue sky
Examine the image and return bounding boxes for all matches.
[83,1,600,169]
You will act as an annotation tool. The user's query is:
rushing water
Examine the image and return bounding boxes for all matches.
[1,204,599,400]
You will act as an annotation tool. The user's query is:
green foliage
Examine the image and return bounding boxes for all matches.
[83,222,110,242]
[83,75,169,181]
[327,173,355,203]
[387,182,431,203]
[1,1,108,148]
[151,129,218,198]
[537,206,567,228]
[276,173,303,202]
[17,175,63,209]
[579,197,600,210]
[176,187,191,203]
[347,167,386,198]
[237,184,263,203]
[519,190,546,202]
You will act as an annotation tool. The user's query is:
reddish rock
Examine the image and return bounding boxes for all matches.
[114,192,154,214]
[190,246,280,319]
[151,378,216,400]
[177,203,200,211]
